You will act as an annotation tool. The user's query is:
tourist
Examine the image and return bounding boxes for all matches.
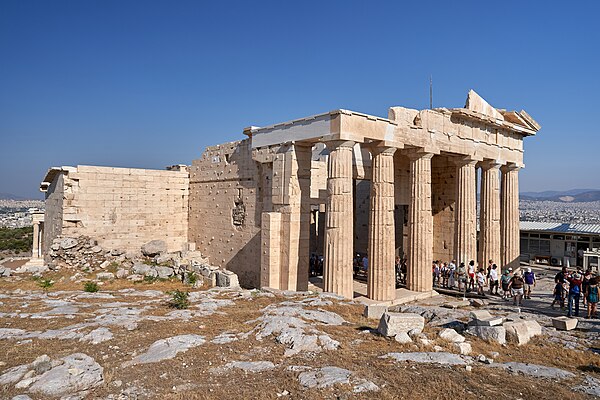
[476,268,485,295]
[457,262,467,292]
[362,255,368,273]
[523,268,536,299]
[585,276,599,319]
[500,270,511,300]
[448,260,456,289]
[489,264,499,295]
[395,256,401,285]
[551,278,566,309]
[440,262,448,288]
[582,269,592,307]
[566,270,583,317]
[486,259,493,285]
[432,261,440,287]
[555,266,567,284]
[468,260,476,292]
[508,271,525,307]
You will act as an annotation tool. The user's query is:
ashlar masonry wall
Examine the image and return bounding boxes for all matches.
[43,165,189,254]
[188,140,264,288]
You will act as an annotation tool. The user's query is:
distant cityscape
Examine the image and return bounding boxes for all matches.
[0,199,45,228]
[2,196,600,228]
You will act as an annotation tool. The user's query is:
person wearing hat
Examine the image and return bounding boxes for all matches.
[523,267,536,299]
[585,276,599,319]
[508,270,525,307]
[566,270,583,317]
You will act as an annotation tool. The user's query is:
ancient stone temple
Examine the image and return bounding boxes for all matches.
[38,90,540,300]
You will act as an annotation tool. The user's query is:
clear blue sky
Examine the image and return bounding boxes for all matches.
[1,0,599,198]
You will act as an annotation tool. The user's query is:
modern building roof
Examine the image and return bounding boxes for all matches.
[520,221,600,235]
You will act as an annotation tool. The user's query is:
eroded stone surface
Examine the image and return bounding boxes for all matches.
[123,334,206,366]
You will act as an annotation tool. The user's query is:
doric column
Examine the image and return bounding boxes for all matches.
[323,141,355,299]
[501,164,520,270]
[367,146,397,301]
[31,222,40,259]
[478,161,501,268]
[407,151,434,292]
[454,158,478,267]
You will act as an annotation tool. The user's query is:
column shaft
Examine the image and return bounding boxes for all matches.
[32,222,40,259]
[323,141,355,299]
[478,162,501,268]
[501,164,520,270]
[407,152,434,292]
[454,159,478,267]
[367,147,396,301]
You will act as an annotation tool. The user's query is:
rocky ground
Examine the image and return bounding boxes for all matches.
[0,276,598,399]
[0,241,599,399]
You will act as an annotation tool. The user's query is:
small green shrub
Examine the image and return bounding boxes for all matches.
[83,281,99,293]
[38,279,54,294]
[188,272,198,286]
[167,290,190,309]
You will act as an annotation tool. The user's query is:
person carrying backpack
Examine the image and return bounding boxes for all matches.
[585,276,599,319]
[566,271,583,317]
[508,271,525,307]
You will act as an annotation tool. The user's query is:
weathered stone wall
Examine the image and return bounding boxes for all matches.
[43,173,65,255]
[431,155,456,262]
[188,140,264,288]
[43,165,189,255]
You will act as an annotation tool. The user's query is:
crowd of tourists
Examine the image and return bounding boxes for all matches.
[551,266,599,319]
[317,252,599,320]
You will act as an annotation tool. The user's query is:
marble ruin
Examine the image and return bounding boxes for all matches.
[36,90,540,300]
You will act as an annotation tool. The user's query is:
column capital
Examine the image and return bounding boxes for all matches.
[325,140,355,151]
[404,148,435,161]
[453,155,480,167]
[367,144,397,157]
[500,162,522,173]
[479,159,503,170]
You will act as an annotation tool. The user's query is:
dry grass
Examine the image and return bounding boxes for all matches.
[0,278,599,399]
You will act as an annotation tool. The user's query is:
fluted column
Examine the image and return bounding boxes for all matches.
[323,141,355,299]
[31,222,40,259]
[478,161,501,268]
[454,158,478,267]
[407,151,434,292]
[367,146,397,301]
[501,164,520,270]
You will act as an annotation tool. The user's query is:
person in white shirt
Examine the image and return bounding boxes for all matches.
[448,260,456,289]
[489,264,499,295]
[476,268,486,295]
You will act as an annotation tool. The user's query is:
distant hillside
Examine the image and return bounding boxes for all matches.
[0,193,26,200]
[521,189,600,203]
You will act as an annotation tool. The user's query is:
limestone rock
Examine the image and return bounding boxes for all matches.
[141,240,167,257]
[453,342,472,355]
[60,238,79,250]
[552,316,578,331]
[438,328,465,343]
[155,266,174,279]
[489,362,575,380]
[96,272,115,280]
[116,269,129,279]
[384,352,469,366]
[223,361,276,373]
[503,320,542,345]
[80,328,113,344]
[132,263,152,276]
[573,376,600,397]
[28,353,104,397]
[363,304,388,320]
[123,334,205,366]
[377,312,425,337]
[467,325,506,345]
[0,266,12,277]
[298,367,351,388]
[216,269,240,288]
[394,332,412,344]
